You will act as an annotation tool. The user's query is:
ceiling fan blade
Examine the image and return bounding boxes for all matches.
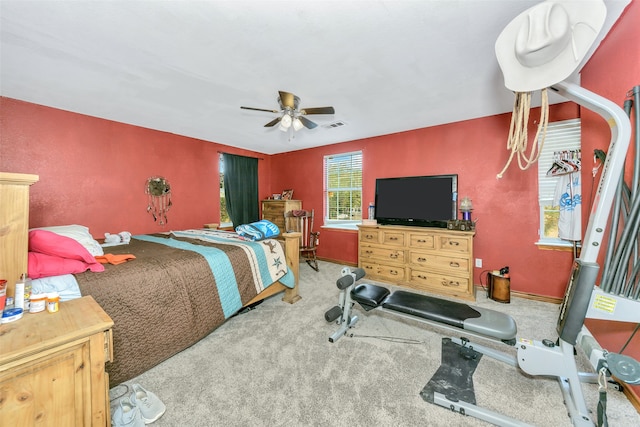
[278,91,296,109]
[264,117,282,127]
[298,116,318,129]
[300,106,335,115]
[241,106,280,113]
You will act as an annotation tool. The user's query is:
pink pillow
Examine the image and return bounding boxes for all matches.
[28,230,104,278]
[29,230,97,263]
[28,252,104,279]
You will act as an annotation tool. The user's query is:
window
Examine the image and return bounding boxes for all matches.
[324,151,363,227]
[537,119,581,246]
[219,154,231,227]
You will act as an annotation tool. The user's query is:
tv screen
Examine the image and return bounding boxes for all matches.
[374,174,458,227]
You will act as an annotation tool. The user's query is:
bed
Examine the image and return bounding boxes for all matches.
[27,228,301,386]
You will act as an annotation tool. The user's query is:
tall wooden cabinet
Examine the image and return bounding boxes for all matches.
[0,172,39,297]
[0,296,114,427]
[261,199,302,231]
[358,224,476,301]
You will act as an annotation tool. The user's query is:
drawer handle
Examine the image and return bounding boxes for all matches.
[364,250,373,254]
[449,262,460,268]
[417,274,427,280]
[417,239,427,243]
[442,280,460,287]
[417,257,427,262]
[365,234,375,239]
[389,253,398,259]
[449,241,460,246]
[390,270,399,276]
[389,237,398,241]
[365,266,374,270]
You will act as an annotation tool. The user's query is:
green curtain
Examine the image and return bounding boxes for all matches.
[222,153,259,227]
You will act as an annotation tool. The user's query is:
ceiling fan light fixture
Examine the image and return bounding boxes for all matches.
[292,117,304,131]
[279,113,292,131]
[243,91,335,132]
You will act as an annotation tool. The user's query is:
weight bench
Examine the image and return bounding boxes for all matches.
[325,267,517,345]
[352,283,517,344]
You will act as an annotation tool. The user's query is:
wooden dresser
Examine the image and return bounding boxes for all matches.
[0,172,39,298]
[0,296,114,426]
[261,199,302,231]
[358,224,476,301]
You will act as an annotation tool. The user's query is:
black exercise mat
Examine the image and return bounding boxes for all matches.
[420,338,483,405]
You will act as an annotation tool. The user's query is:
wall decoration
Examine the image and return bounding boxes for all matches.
[145,176,172,225]
[282,189,293,200]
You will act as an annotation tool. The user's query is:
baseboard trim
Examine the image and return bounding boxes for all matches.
[317,257,357,267]
[474,285,563,304]
[623,386,640,413]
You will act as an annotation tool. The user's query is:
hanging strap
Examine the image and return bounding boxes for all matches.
[597,367,609,427]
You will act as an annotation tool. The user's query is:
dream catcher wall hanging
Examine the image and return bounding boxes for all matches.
[145,176,172,225]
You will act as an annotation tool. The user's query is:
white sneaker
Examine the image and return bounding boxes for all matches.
[130,383,166,424]
[112,396,144,427]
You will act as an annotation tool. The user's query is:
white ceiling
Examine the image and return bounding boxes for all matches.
[0,1,630,155]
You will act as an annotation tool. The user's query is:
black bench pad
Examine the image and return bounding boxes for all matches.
[352,284,517,341]
[383,290,481,329]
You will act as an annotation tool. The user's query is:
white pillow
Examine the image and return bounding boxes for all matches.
[30,225,104,256]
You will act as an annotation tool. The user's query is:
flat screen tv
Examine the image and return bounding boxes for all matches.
[374,174,458,228]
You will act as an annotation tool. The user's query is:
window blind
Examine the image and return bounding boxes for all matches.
[538,118,581,204]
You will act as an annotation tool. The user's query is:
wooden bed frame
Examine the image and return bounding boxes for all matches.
[245,231,302,306]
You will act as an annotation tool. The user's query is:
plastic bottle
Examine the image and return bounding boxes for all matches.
[368,203,375,220]
[14,275,25,310]
[23,275,32,312]
[46,292,60,313]
[29,294,46,313]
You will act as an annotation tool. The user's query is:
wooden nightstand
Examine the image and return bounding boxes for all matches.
[0,296,114,426]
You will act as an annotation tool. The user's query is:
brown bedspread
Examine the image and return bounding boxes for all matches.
[74,234,274,386]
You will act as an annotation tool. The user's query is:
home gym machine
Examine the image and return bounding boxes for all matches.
[325,13,640,427]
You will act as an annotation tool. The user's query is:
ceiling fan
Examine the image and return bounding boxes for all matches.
[241,91,335,131]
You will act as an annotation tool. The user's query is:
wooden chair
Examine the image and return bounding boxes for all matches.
[284,209,320,272]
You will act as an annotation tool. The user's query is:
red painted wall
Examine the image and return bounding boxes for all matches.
[2,94,579,300]
[271,102,579,298]
[580,0,640,399]
[0,98,273,236]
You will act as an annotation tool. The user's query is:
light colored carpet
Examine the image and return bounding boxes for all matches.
[112,261,640,426]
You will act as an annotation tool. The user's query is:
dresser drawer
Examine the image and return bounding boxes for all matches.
[382,231,405,247]
[360,229,380,244]
[360,245,405,264]
[438,236,470,253]
[361,261,406,282]
[262,202,285,215]
[408,269,470,292]
[408,233,435,249]
[409,251,470,273]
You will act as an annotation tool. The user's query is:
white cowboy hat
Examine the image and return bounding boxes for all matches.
[495,0,607,92]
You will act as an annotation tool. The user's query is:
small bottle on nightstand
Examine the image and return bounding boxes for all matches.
[14,275,25,310]
[23,275,32,311]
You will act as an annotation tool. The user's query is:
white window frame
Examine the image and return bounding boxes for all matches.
[537,118,581,247]
[323,151,363,229]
